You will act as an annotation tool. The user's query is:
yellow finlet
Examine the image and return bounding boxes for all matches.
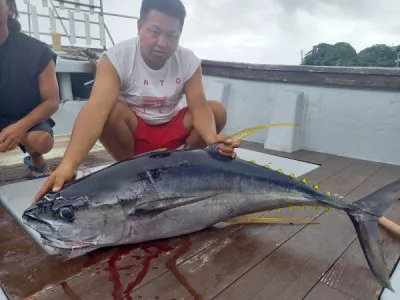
[226,216,319,225]
[276,208,281,213]
[288,205,294,211]
[326,191,331,196]
[277,168,283,174]
[229,123,299,142]
[313,184,320,190]
[264,164,270,169]
[325,207,330,212]
[312,205,318,211]
[289,173,296,179]
[300,204,306,210]
[301,178,308,184]
[250,160,256,164]
[140,148,168,155]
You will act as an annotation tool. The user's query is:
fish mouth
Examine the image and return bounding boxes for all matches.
[22,211,57,232]
[40,234,92,250]
[22,212,92,250]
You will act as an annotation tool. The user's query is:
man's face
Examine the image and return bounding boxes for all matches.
[137,9,182,69]
[0,0,14,29]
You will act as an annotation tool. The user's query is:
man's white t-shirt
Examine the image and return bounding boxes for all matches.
[103,37,201,125]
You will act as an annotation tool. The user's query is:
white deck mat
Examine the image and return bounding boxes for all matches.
[0,149,319,255]
[0,285,7,300]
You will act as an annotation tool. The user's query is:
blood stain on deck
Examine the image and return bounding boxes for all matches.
[165,235,203,300]
[94,235,198,300]
[61,282,81,300]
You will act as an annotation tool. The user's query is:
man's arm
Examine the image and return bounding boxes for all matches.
[17,60,60,131]
[59,55,121,171]
[184,66,217,145]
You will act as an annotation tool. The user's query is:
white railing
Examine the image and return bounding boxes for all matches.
[16,0,138,50]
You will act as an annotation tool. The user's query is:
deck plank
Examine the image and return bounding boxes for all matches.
[213,160,383,300]
[240,141,332,165]
[319,164,400,300]
[303,283,360,300]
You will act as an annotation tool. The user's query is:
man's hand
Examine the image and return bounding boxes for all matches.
[32,163,77,204]
[0,122,28,152]
[205,134,240,158]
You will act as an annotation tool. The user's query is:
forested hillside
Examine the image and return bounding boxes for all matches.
[302,42,400,67]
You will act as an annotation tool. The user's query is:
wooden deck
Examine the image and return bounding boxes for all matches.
[0,141,399,300]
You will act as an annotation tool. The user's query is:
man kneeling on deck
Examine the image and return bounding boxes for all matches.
[0,0,60,179]
[33,0,239,202]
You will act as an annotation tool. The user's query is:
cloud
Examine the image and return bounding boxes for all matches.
[175,0,400,64]
[15,0,400,65]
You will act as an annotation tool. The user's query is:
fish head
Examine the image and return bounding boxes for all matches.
[22,191,127,249]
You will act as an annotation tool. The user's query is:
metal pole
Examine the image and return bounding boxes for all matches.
[26,3,31,36]
[99,0,106,50]
[104,23,115,46]
[20,11,100,25]
[57,0,101,9]
[103,12,138,19]
[49,0,72,44]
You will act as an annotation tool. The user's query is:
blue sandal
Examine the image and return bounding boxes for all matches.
[23,156,51,179]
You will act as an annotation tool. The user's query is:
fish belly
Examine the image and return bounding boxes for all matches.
[117,192,311,245]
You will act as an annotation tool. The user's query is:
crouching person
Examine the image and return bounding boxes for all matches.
[0,0,60,178]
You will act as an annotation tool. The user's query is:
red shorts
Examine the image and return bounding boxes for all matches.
[133,107,190,155]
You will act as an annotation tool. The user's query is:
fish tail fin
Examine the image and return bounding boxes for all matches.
[347,213,393,291]
[347,179,400,292]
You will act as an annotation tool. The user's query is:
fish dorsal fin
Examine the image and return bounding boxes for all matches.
[129,148,169,160]
[140,148,168,155]
[206,123,299,153]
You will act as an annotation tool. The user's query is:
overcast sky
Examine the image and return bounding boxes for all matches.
[15,0,400,65]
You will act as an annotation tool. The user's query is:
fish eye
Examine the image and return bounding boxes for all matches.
[59,207,75,222]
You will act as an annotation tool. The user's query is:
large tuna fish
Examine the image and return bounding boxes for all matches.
[22,123,399,291]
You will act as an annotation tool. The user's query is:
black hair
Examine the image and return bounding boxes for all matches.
[6,0,21,32]
[139,0,186,28]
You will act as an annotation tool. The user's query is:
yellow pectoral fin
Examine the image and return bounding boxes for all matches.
[229,123,299,142]
[226,216,319,225]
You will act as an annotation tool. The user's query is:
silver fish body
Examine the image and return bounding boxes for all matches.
[22,145,400,291]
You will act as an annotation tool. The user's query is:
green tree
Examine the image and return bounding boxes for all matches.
[302,43,332,65]
[357,44,397,67]
[321,42,358,66]
[301,42,400,67]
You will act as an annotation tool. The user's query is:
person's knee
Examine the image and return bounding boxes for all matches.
[102,100,138,136]
[24,131,54,154]
[207,100,227,132]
